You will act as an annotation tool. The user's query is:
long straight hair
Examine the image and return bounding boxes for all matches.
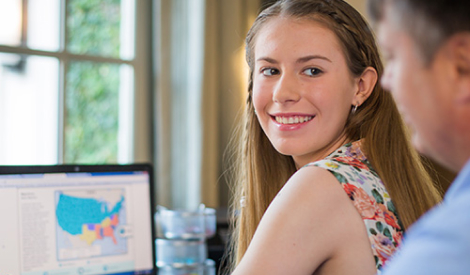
[227,0,442,269]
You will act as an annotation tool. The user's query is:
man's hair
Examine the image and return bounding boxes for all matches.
[368,0,470,64]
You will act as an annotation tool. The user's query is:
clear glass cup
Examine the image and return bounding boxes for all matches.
[156,259,215,275]
[156,239,207,268]
[156,205,216,240]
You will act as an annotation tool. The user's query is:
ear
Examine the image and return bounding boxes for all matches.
[352,67,378,106]
[448,33,470,104]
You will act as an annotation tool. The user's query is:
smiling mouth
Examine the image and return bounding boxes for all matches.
[273,115,314,125]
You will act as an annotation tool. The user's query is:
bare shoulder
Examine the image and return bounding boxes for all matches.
[233,166,376,275]
[280,165,343,199]
[273,165,349,213]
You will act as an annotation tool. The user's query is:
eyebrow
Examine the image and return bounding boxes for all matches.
[256,55,332,64]
[297,55,332,63]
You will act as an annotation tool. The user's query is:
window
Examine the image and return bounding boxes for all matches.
[0,0,151,165]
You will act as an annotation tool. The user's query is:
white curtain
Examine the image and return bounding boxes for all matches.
[153,0,261,210]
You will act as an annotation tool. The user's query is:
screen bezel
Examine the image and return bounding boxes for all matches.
[0,163,157,275]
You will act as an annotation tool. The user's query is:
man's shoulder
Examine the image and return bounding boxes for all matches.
[414,188,470,228]
[380,188,470,275]
[404,188,470,248]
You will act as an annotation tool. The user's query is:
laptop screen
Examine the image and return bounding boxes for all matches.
[0,164,156,275]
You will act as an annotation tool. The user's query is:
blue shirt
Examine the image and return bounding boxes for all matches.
[381,159,470,275]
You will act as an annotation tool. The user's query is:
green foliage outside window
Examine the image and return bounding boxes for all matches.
[65,62,120,163]
[65,0,122,163]
[67,0,121,57]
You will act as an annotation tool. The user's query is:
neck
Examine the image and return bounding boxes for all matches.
[293,135,353,169]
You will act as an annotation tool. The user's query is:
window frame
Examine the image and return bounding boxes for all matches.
[0,0,153,164]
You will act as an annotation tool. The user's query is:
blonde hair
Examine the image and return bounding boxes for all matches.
[226,0,442,270]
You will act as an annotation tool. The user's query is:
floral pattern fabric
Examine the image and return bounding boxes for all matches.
[304,140,403,272]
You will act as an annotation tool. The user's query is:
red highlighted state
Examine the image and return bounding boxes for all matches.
[100,215,119,244]
[94,224,103,240]
[80,214,120,245]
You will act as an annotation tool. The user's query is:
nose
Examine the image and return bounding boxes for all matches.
[272,74,301,104]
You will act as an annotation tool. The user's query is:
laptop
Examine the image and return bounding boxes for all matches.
[0,163,157,275]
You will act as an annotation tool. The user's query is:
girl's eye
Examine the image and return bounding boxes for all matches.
[261,68,280,76]
[303,68,323,76]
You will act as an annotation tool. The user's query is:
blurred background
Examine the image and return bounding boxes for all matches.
[0,0,455,263]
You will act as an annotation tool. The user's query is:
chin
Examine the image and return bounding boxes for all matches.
[413,135,444,167]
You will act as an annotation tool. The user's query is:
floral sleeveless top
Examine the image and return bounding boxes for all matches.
[304,140,403,272]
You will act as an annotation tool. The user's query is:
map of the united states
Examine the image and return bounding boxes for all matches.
[55,189,127,260]
[56,193,123,245]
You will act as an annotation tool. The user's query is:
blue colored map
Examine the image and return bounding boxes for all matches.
[55,189,128,260]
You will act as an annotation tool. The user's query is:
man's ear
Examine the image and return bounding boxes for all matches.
[353,67,378,106]
[449,33,470,104]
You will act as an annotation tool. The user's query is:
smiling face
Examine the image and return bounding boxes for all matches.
[252,17,361,167]
[377,6,459,170]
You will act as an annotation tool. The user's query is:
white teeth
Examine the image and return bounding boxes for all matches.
[275,116,313,125]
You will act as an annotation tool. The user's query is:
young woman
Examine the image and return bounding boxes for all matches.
[227,0,442,274]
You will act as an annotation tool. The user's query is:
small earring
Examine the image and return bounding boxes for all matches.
[352,105,358,114]
[240,196,246,208]
[254,109,257,115]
